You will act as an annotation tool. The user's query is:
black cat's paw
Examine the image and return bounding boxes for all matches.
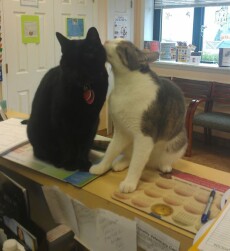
[78,160,92,172]
[64,159,92,172]
[64,165,78,171]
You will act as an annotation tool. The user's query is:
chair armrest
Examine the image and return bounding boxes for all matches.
[184,98,210,157]
[186,98,210,123]
[185,97,210,136]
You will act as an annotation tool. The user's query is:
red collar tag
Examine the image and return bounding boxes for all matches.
[83,88,95,104]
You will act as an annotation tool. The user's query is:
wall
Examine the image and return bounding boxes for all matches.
[0,0,108,128]
[133,0,153,48]
[96,0,108,130]
[0,0,143,130]
[97,0,108,43]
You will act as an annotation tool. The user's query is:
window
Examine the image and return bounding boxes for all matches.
[202,6,230,62]
[154,2,230,63]
[161,8,194,44]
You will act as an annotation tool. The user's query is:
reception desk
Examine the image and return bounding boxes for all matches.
[1,152,230,250]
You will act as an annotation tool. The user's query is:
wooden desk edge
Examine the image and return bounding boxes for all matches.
[1,130,229,250]
[0,157,195,250]
[6,110,29,119]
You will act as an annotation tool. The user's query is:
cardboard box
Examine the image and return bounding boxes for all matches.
[217,40,230,67]
[219,48,230,67]
[176,46,191,63]
[189,52,201,64]
[160,42,176,61]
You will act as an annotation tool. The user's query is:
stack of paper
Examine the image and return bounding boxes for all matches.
[189,201,230,251]
[0,118,28,155]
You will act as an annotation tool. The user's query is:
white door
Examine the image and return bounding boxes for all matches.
[3,0,55,113]
[107,0,134,41]
[54,0,96,65]
[106,0,134,134]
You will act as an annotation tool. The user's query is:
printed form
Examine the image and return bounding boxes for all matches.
[198,202,230,251]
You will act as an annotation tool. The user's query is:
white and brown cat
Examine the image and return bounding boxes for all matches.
[90,39,187,193]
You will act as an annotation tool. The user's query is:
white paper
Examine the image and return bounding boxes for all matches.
[114,15,129,39]
[73,203,137,251]
[42,186,79,236]
[96,209,137,251]
[20,0,38,7]
[198,202,230,251]
[135,218,180,251]
[72,199,97,249]
[0,118,28,155]
[43,185,137,251]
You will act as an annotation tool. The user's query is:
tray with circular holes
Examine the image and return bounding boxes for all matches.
[112,169,229,234]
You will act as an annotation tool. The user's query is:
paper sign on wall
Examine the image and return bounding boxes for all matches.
[21,15,40,44]
[114,15,128,39]
[66,18,85,38]
[20,0,38,7]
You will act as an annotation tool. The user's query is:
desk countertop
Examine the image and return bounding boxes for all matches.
[1,154,230,250]
[2,113,230,250]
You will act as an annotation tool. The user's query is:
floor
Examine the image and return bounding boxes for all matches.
[183,139,230,173]
[97,130,230,173]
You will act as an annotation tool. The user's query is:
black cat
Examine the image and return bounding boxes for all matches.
[27,27,108,171]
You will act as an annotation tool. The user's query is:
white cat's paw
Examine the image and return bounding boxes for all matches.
[89,164,109,175]
[112,158,129,172]
[159,165,172,173]
[119,180,137,193]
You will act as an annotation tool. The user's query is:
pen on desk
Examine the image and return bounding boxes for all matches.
[150,212,162,219]
[201,189,216,223]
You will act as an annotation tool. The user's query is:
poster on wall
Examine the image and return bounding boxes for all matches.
[113,15,129,39]
[20,0,38,7]
[66,18,85,38]
[21,15,40,44]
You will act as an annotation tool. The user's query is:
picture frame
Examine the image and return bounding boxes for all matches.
[66,18,85,38]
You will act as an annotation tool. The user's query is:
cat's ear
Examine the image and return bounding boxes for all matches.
[86,27,101,44]
[117,43,159,70]
[117,44,145,70]
[56,32,70,53]
[140,50,159,63]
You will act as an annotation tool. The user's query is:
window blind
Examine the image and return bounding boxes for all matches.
[155,0,230,9]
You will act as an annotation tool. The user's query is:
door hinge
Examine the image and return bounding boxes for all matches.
[130,0,133,8]
[5,64,8,74]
